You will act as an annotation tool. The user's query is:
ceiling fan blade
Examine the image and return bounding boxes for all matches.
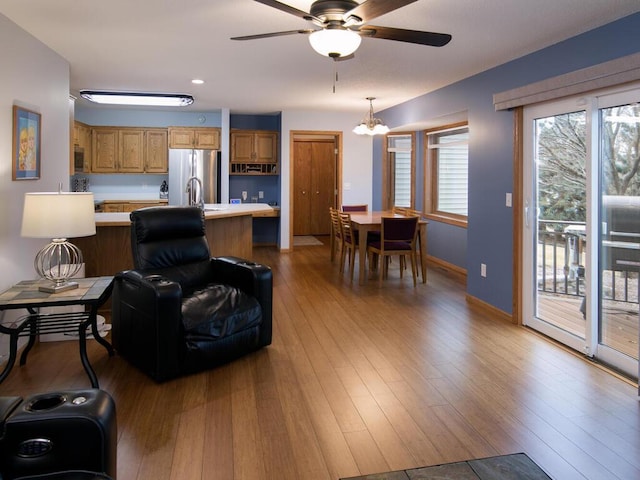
[253,0,309,19]
[358,25,452,47]
[231,29,314,41]
[345,0,419,23]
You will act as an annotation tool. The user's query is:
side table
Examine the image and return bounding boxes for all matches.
[0,276,114,388]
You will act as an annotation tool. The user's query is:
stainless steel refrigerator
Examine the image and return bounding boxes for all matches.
[168,149,221,206]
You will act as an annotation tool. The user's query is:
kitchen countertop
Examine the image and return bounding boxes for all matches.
[94,203,275,226]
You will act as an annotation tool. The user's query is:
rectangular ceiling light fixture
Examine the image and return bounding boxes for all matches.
[79,90,194,107]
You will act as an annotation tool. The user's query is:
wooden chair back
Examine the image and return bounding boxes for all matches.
[342,204,368,212]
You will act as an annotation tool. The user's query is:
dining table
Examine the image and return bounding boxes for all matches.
[349,211,428,285]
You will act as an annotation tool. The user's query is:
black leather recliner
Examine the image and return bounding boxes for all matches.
[111,206,272,382]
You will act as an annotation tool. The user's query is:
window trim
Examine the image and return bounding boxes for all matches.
[383,132,416,210]
[424,121,469,228]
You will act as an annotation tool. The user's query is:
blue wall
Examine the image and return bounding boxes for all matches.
[229,114,282,244]
[375,12,640,314]
[229,113,281,205]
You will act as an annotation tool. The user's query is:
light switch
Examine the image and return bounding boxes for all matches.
[505,192,512,207]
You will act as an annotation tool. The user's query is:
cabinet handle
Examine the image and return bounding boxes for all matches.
[302,190,306,195]
[316,191,320,195]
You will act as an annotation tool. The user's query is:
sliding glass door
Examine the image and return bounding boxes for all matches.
[523,84,640,377]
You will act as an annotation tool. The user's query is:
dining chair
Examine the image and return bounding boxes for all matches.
[341,204,368,212]
[338,211,359,281]
[367,216,419,286]
[329,207,343,263]
[403,208,424,279]
[343,204,381,243]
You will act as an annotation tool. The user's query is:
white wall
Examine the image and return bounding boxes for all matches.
[0,14,70,356]
[280,110,373,250]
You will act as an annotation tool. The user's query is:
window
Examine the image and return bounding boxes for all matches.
[425,123,469,226]
[385,133,415,209]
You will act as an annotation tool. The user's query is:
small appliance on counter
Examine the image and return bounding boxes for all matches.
[160,180,169,199]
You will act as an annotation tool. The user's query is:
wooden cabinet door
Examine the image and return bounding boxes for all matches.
[80,126,92,171]
[231,131,255,162]
[102,203,123,212]
[293,141,312,235]
[293,139,336,236]
[168,128,194,148]
[118,129,145,172]
[92,128,118,173]
[310,141,335,235]
[194,128,220,149]
[255,132,277,162]
[145,129,168,173]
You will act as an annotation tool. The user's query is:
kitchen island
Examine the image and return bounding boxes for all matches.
[72,204,274,278]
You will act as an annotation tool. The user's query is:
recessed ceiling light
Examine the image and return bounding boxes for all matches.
[191,79,205,85]
[79,90,194,107]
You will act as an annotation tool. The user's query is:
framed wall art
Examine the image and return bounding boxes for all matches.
[12,105,41,180]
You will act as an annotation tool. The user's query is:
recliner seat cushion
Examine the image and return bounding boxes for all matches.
[181,283,262,339]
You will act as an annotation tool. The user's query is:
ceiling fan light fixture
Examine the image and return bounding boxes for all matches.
[79,90,194,107]
[353,97,390,136]
[308,28,361,58]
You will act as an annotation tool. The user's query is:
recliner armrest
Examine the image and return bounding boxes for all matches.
[111,270,184,381]
[211,256,273,347]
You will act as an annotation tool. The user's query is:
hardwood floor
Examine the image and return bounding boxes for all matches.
[1,239,639,480]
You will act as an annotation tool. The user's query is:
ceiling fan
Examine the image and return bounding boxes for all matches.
[231,0,452,59]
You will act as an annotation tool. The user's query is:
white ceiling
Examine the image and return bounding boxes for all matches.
[1,0,639,116]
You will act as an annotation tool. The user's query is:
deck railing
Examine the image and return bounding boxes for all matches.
[537,220,638,304]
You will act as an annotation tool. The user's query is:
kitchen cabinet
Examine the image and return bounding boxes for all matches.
[73,121,92,173]
[168,127,220,149]
[145,129,169,173]
[119,129,145,173]
[230,130,278,175]
[91,127,168,174]
[92,128,119,173]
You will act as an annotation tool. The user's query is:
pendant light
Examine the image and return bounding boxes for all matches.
[353,97,390,136]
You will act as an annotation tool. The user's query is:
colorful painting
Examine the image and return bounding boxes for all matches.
[12,105,41,180]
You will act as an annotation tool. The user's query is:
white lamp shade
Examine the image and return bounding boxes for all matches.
[21,192,96,239]
[353,122,390,135]
[309,29,362,57]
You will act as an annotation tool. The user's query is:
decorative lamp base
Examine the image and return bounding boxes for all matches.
[39,280,80,294]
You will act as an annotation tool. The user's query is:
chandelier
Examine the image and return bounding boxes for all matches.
[353,97,390,136]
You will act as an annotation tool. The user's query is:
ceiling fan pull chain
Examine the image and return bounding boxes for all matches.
[332,61,338,93]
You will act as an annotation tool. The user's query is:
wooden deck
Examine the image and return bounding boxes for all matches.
[538,293,638,359]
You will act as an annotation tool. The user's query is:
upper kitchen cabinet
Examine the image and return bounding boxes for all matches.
[92,127,119,173]
[119,129,145,172]
[145,129,169,173]
[230,130,278,175]
[168,127,221,150]
[91,127,168,174]
[72,121,92,173]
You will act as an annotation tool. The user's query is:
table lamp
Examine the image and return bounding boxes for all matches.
[21,190,96,293]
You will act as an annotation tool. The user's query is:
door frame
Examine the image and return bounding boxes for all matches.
[289,130,342,249]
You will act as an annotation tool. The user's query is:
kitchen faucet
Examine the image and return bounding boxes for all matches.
[185,176,204,209]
